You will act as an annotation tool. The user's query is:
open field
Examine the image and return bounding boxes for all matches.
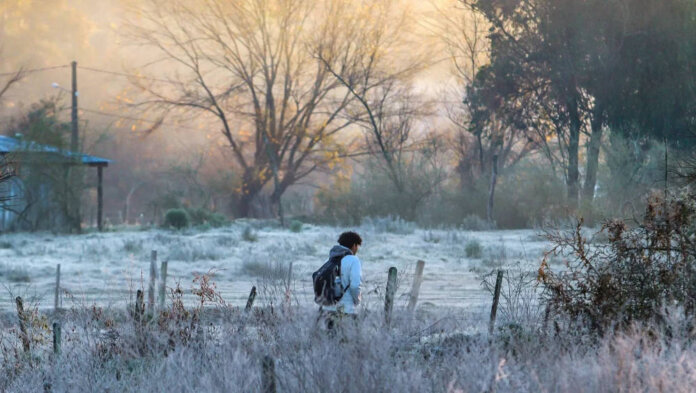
[0,221,552,312]
[2,222,696,392]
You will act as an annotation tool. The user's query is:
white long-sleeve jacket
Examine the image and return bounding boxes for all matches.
[324,250,362,314]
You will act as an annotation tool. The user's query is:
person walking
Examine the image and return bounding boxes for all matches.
[313,231,362,334]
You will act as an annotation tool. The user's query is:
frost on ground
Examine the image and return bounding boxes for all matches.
[1,306,695,393]
[2,222,694,393]
[0,221,552,312]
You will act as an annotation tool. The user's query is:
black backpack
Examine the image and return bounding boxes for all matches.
[312,249,350,306]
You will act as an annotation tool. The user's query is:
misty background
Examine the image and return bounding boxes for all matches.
[1,0,694,231]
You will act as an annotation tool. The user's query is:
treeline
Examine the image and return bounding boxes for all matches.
[2,0,696,230]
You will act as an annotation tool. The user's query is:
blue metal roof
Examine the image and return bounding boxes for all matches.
[0,135,110,166]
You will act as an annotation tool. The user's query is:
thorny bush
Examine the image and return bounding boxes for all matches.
[539,192,696,333]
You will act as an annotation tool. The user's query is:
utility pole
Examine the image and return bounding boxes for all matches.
[69,61,81,233]
[71,61,78,153]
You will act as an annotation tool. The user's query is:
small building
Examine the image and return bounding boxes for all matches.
[0,135,110,232]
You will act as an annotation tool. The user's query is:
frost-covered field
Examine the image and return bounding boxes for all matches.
[4,222,696,393]
[0,221,552,312]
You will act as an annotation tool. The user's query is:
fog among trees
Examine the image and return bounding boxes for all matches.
[1,0,695,228]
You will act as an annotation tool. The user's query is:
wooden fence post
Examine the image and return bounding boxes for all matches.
[148,250,157,316]
[407,260,426,312]
[543,302,551,336]
[54,264,61,312]
[384,267,398,326]
[15,296,30,353]
[489,270,504,336]
[284,262,293,308]
[246,286,257,312]
[262,355,277,393]
[158,261,168,310]
[53,322,61,355]
[135,289,144,326]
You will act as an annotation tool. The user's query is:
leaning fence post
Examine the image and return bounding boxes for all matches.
[158,260,168,310]
[15,296,30,353]
[407,260,426,312]
[489,270,504,336]
[148,250,157,316]
[54,264,61,312]
[246,286,257,312]
[385,267,398,326]
[53,322,61,355]
[262,355,277,393]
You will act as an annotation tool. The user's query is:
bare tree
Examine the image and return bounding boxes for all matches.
[427,2,537,181]
[317,17,447,220]
[123,0,412,218]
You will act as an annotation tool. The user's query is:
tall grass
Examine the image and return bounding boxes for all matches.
[2,296,695,392]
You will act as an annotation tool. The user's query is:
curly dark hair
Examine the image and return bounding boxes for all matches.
[338,231,362,249]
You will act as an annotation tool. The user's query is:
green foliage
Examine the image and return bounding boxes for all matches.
[465,239,482,259]
[289,220,303,233]
[493,161,568,228]
[4,98,84,232]
[316,157,571,229]
[316,151,447,224]
[186,208,227,228]
[164,209,190,230]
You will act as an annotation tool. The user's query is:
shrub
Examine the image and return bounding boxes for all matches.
[0,263,31,282]
[164,209,190,229]
[460,214,495,231]
[423,230,441,243]
[361,216,416,234]
[186,208,227,227]
[242,226,258,242]
[540,192,696,332]
[465,239,483,258]
[122,239,143,253]
[0,241,12,249]
[289,220,303,233]
[240,255,288,279]
[493,161,568,228]
[167,239,224,261]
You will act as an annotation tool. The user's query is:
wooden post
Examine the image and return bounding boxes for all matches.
[246,286,257,312]
[158,261,168,310]
[489,270,504,336]
[54,264,61,312]
[407,260,425,312]
[135,289,144,326]
[97,165,103,231]
[148,250,157,316]
[543,303,550,335]
[53,322,61,355]
[487,153,499,223]
[384,267,398,326]
[262,355,277,393]
[285,261,293,307]
[15,296,30,353]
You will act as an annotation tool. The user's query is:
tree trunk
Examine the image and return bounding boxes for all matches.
[234,171,265,218]
[270,176,293,226]
[487,154,499,223]
[582,108,604,204]
[566,98,581,209]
